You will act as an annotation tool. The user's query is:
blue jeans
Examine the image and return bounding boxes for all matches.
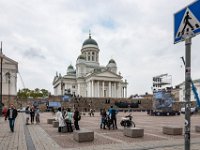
[9,118,15,132]
[100,117,106,128]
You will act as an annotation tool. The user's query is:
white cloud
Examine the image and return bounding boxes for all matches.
[0,0,199,95]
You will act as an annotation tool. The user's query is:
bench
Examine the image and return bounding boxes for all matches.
[47,119,55,124]
[73,129,94,142]
[52,121,59,128]
[124,127,144,138]
[162,126,182,135]
[195,125,200,132]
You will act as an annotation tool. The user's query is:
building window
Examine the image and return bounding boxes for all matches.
[92,52,94,61]
[72,85,75,88]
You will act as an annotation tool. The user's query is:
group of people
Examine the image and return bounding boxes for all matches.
[1,103,118,134]
[55,107,81,133]
[25,105,40,125]
[100,106,118,130]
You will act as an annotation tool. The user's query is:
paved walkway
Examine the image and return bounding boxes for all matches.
[0,112,200,150]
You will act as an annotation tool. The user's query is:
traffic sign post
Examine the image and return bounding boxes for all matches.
[174,1,200,150]
[184,37,191,150]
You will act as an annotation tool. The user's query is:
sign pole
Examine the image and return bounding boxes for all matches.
[174,1,200,149]
[184,37,191,150]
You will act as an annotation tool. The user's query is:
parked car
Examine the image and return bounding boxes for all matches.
[181,107,196,114]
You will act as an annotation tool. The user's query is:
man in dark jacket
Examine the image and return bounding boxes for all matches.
[73,107,80,130]
[6,104,18,132]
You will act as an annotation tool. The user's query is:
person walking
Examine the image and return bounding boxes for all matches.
[65,108,73,132]
[90,109,94,117]
[100,108,107,129]
[73,107,80,130]
[30,106,35,124]
[56,107,65,132]
[2,106,8,121]
[35,107,40,124]
[109,106,118,129]
[6,104,18,132]
[25,105,30,125]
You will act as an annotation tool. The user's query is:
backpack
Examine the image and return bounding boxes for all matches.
[78,115,81,121]
[25,107,30,114]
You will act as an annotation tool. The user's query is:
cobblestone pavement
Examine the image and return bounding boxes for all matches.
[0,112,200,150]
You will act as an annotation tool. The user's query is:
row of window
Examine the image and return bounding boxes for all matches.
[84,51,98,61]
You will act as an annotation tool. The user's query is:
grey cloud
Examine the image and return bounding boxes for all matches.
[23,48,45,59]
[1,0,200,95]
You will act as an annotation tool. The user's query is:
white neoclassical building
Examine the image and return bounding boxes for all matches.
[177,79,200,102]
[0,53,18,96]
[53,34,128,98]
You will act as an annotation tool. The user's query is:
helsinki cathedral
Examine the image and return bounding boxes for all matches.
[53,33,128,98]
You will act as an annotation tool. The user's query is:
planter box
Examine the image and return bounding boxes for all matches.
[47,118,55,124]
[124,127,144,138]
[163,126,182,135]
[195,125,200,132]
[73,129,94,142]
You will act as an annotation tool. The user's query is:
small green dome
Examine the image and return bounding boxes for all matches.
[67,64,75,75]
[78,54,86,60]
[82,34,98,46]
[68,64,74,70]
[109,59,116,64]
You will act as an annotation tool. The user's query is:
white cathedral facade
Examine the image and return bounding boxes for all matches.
[0,53,18,96]
[53,34,128,98]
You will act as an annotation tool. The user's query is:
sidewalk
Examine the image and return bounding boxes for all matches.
[0,113,200,150]
[0,113,61,150]
[0,113,26,150]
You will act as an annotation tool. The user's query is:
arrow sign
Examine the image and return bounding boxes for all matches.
[174,0,200,44]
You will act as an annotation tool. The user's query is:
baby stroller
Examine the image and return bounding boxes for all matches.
[120,114,135,127]
[104,115,113,130]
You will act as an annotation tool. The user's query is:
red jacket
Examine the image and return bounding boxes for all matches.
[2,107,7,117]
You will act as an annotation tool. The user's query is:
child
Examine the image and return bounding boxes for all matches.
[25,105,30,125]
[35,107,40,124]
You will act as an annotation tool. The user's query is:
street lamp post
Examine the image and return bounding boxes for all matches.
[0,42,3,116]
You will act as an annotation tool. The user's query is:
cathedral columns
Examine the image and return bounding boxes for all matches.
[88,81,91,97]
[113,82,116,97]
[125,87,127,98]
[102,81,105,97]
[122,85,124,98]
[97,81,100,97]
[121,86,127,98]
[77,83,80,95]
[87,80,124,98]
[117,82,121,98]
[91,80,94,97]
[109,81,111,97]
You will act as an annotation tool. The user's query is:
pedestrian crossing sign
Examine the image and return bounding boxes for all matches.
[174,0,200,44]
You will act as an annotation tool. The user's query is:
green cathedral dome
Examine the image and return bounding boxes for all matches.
[82,34,98,46]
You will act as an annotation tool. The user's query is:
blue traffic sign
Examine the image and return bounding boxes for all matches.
[174,0,200,44]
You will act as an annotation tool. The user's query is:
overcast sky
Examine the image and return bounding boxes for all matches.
[1,0,200,95]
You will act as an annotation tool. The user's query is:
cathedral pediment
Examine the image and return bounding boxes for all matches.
[1,54,18,72]
[2,54,18,65]
[91,70,122,79]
